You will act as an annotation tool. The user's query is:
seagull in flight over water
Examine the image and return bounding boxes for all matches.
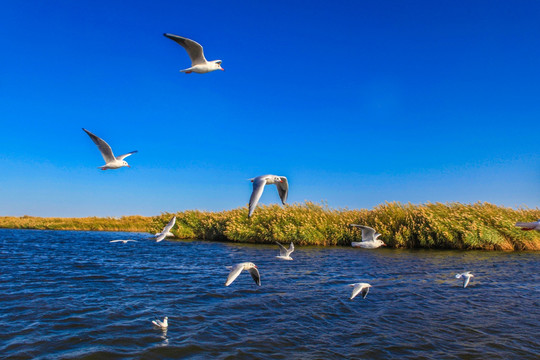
[275,241,294,260]
[225,262,261,287]
[248,175,288,217]
[455,272,474,288]
[82,128,137,170]
[110,240,137,244]
[349,224,386,249]
[164,33,224,74]
[515,219,540,232]
[155,216,176,242]
[349,283,372,300]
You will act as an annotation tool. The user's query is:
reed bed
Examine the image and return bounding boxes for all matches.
[0,215,151,232]
[2,202,539,250]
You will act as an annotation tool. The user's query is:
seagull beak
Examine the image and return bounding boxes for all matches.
[127,165,131,168]
[220,67,225,71]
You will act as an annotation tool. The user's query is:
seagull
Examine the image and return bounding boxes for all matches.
[349,224,386,249]
[225,262,261,287]
[152,316,168,329]
[515,219,540,232]
[82,128,137,170]
[155,216,176,242]
[248,175,288,217]
[109,239,137,244]
[163,33,224,74]
[349,283,372,300]
[275,241,294,260]
[455,272,474,288]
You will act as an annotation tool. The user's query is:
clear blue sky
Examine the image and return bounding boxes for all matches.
[0,0,538,217]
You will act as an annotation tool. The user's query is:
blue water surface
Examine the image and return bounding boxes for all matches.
[0,229,538,359]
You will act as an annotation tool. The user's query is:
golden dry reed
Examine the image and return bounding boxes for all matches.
[1,202,539,250]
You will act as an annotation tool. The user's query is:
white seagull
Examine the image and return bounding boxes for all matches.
[155,216,176,242]
[455,272,474,288]
[248,175,288,217]
[82,128,137,170]
[349,224,386,249]
[275,241,294,260]
[152,316,168,329]
[225,262,261,287]
[164,33,224,74]
[109,240,137,244]
[515,219,540,232]
[349,283,372,300]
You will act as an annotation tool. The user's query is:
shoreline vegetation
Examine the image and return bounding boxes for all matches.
[1,202,539,251]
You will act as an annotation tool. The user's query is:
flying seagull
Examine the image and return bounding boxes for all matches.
[155,216,176,242]
[349,283,372,300]
[275,241,294,260]
[82,128,137,170]
[455,272,474,288]
[152,316,168,329]
[248,175,288,217]
[349,224,386,249]
[110,240,137,244]
[163,33,224,74]
[515,219,540,232]
[225,262,261,287]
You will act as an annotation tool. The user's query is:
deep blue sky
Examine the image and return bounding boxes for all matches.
[0,0,539,217]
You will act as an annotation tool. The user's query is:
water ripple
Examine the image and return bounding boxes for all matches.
[0,229,538,359]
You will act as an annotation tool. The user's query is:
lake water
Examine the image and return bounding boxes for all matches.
[0,229,538,359]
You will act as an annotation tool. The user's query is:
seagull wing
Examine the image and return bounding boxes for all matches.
[83,128,115,163]
[515,221,538,229]
[350,284,362,300]
[249,177,267,217]
[116,151,138,161]
[276,176,289,204]
[164,33,207,66]
[463,276,471,288]
[162,216,176,234]
[225,263,244,286]
[248,267,261,286]
[361,286,370,299]
[288,242,294,255]
[110,240,122,243]
[359,226,377,241]
[275,241,289,256]
[155,232,166,242]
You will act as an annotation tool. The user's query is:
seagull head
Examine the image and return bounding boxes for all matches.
[273,176,283,183]
[213,60,224,71]
[376,239,386,247]
[122,161,130,168]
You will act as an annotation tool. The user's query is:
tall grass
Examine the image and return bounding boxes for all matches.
[153,201,539,250]
[0,215,151,232]
[2,202,539,250]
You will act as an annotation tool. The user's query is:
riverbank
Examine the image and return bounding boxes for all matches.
[1,202,539,250]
